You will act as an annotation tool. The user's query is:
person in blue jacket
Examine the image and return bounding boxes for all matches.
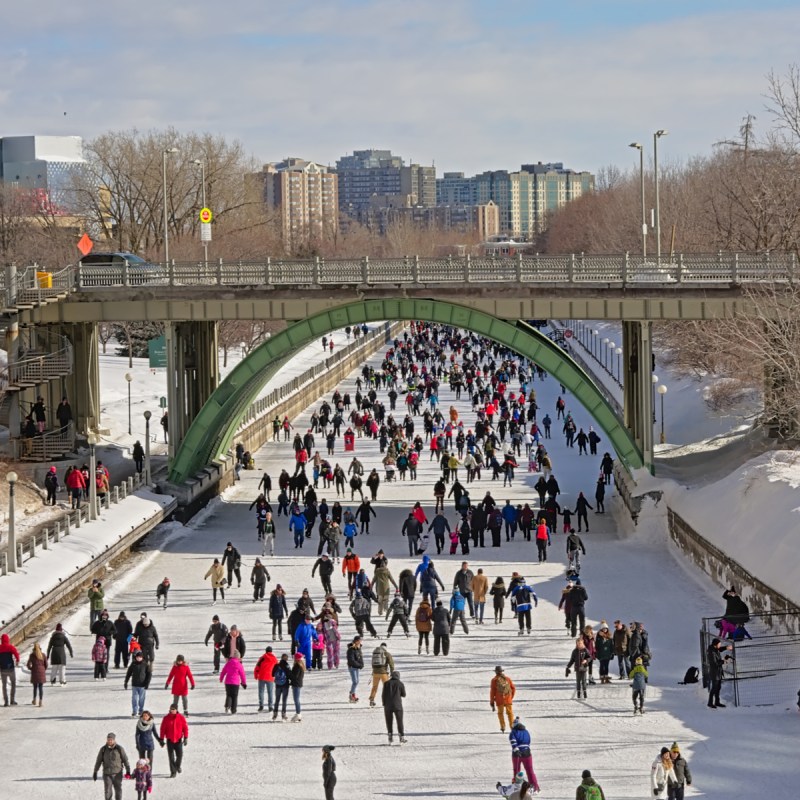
[501,501,518,542]
[449,588,469,634]
[511,580,538,636]
[508,717,540,791]
[415,556,445,604]
[289,509,308,549]
[294,615,319,668]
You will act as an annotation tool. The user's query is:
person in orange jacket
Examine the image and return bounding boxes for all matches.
[489,665,517,733]
[164,655,195,715]
[342,549,361,598]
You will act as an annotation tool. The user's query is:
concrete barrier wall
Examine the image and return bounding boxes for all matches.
[667,507,799,633]
[167,321,404,520]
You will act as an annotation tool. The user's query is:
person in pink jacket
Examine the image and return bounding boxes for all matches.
[219,653,247,715]
[164,655,195,715]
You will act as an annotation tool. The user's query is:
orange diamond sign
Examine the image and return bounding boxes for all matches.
[77,233,94,257]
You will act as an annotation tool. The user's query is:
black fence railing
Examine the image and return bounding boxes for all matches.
[700,612,800,707]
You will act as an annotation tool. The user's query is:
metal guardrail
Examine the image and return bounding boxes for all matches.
[3,252,797,308]
[1,469,150,576]
[7,334,73,386]
[10,422,76,461]
[236,322,394,434]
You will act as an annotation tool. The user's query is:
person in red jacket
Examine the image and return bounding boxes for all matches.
[254,646,278,713]
[164,655,195,715]
[342,549,361,598]
[0,633,21,706]
[65,465,86,509]
[159,704,188,778]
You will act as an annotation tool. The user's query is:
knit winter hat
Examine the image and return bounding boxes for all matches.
[107,732,116,740]
[635,657,643,665]
[670,742,680,753]
[515,771,526,782]
[582,770,592,779]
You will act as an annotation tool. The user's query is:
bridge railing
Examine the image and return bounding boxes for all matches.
[9,252,800,297]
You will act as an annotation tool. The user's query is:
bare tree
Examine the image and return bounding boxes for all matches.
[97,322,114,354]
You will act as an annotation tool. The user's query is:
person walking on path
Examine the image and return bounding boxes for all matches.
[566,638,591,700]
[613,619,630,679]
[322,745,337,800]
[46,623,73,685]
[26,642,47,707]
[346,636,364,703]
[629,657,649,715]
[415,600,433,654]
[576,769,606,800]
[668,742,692,800]
[472,568,489,624]
[221,542,242,588]
[490,577,506,624]
[490,665,517,732]
[165,654,195,715]
[432,599,451,656]
[272,653,292,720]
[651,748,677,799]
[132,757,152,800]
[159,703,189,777]
[125,652,151,717]
[88,579,105,630]
[204,559,226,605]
[706,637,732,709]
[382,669,407,744]
[93,733,131,800]
[290,652,306,721]
[113,612,133,670]
[368,642,394,707]
[269,586,289,641]
[204,615,228,673]
[220,651,247,715]
[254,646,278,713]
[508,717,540,792]
[134,710,162,769]
[449,588,470,635]
[385,591,411,638]
[251,558,271,602]
[511,579,538,636]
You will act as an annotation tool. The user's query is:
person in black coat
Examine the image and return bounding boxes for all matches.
[46,624,73,685]
[573,493,593,532]
[706,637,732,708]
[381,670,407,743]
[594,478,606,513]
[567,581,588,637]
[322,745,336,800]
[398,569,416,616]
[133,614,160,668]
[431,601,451,656]
[221,542,242,588]
[722,587,750,625]
[113,612,133,669]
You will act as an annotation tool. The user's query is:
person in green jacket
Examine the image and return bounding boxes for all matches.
[88,580,105,630]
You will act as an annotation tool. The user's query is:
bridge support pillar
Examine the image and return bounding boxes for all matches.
[166,321,219,465]
[622,321,654,472]
[64,322,101,435]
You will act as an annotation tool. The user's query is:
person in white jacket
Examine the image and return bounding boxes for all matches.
[651,748,677,799]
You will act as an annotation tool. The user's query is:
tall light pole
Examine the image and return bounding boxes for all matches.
[629,142,646,260]
[602,338,610,371]
[143,410,152,484]
[615,346,623,384]
[125,372,133,435]
[592,329,599,361]
[607,340,616,375]
[653,130,668,264]
[6,471,18,573]
[658,384,668,444]
[651,374,659,424]
[162,147,179,266]
[192,158,208,268]
[88,432,98,521]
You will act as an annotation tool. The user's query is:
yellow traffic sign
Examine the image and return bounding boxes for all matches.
[199,207,213,224]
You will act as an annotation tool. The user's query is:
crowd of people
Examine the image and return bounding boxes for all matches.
[4,321,704,800]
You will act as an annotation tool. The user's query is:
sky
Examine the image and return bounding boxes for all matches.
[2,1,800,175]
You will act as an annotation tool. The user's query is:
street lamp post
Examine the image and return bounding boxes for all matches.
[162,147,179,267]
[6,471,18,573]
[629,142,647,259]
[651,374,659,424]
[658,384,668,444]
[653,130,668,264]
[592,330,599,361]
[87,432,98,521]
[607,340,616,375]
[602,338,609,371]
[615,347,623,384]
[192,159,208,268]
[143,410,152,485]
[125,372,133,435]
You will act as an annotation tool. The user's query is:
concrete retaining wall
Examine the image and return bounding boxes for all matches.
[667,507,799,632]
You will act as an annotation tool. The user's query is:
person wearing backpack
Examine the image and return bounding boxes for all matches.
[271,653,291,721]
[490,665,517,732]
[254,646,278,713]
[629,657,649,715]
[368,643,394,707]
[415,600,433,654]
[576,769,606,800]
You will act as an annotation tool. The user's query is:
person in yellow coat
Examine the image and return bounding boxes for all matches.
[204,559,226,605]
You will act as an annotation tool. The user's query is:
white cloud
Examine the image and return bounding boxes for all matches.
[1,3,800,174]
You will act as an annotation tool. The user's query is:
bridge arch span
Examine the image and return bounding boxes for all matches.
[168,299,642,483]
